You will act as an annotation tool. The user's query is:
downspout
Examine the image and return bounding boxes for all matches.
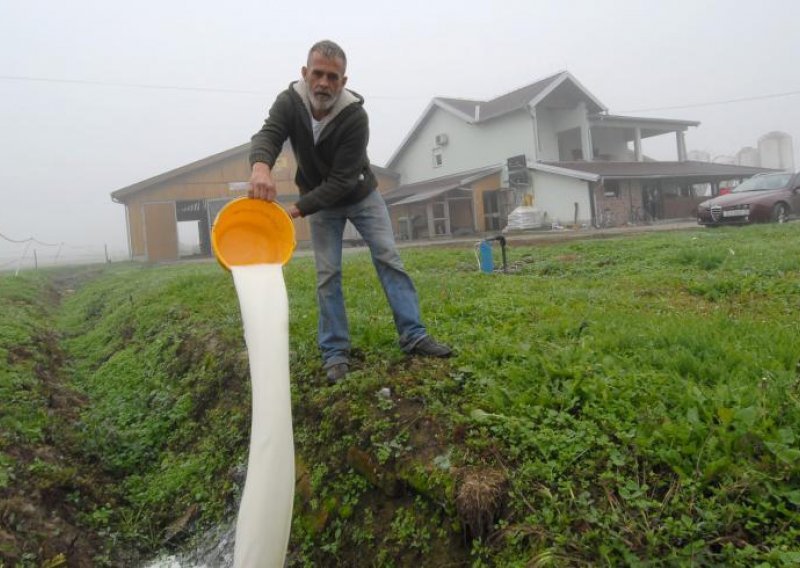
[589,180,598,227]
[124,204,133,260]
[528,104,540,161]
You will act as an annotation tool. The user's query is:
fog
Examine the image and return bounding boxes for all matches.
[2,0,799,266]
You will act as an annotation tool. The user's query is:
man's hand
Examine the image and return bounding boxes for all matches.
[249,162,277,201]
[288,205,302,219]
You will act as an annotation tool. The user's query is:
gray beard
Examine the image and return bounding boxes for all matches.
[308,93,339,112]
[308,86,340,114]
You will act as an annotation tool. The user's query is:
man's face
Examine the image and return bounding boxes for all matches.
[302,51,347,117]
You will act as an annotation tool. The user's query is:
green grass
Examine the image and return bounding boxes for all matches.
[2,223,800,565]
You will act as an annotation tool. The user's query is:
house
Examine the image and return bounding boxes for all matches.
[383,71,773,235]
[111,143,399,262]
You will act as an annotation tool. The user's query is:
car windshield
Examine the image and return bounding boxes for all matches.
[732,173,793,193]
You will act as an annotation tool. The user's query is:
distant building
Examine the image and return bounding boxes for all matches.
[711,155,736,165]
[758,131,794,171]
[694,132,795,173]
[687,150,711,162]
[736,147,760,167]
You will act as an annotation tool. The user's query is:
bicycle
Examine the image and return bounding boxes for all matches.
[598,208,616,228]
[629,206,651,225]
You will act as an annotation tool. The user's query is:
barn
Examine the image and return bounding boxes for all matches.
[111,143,399,262]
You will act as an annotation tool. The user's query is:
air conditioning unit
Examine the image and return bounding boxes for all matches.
[435,133,449,146]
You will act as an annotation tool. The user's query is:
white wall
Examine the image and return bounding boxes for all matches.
[392,107,536,184]
[393,102,611,184]
[532,170,592,225]
[537,103,594,162]
[535,110,559,161]
[558,128,582,161]
[590,128,629,160]
[552,102,588,134]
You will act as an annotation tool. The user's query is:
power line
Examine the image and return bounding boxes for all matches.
[5,73,797,110]
[620,89,800,113]
[0,74,427,100]
[0,74,268,95]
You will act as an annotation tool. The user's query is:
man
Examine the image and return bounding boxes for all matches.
[249,40,452,384]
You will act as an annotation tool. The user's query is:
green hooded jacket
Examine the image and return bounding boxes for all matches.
[249,80,377,217]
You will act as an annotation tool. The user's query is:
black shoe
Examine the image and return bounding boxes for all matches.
[326,363,349,384]
[409,336,453,358]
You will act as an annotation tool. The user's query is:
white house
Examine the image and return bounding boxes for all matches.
[383,71,772,235]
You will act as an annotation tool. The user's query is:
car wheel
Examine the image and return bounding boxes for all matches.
[772,202,789,223]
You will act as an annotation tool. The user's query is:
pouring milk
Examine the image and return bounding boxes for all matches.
[231,263,294,567]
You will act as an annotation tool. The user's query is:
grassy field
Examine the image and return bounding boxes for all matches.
[2,223,800,566]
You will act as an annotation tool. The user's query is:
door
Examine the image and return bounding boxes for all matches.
[143,202,178,262]
[790,174,800,218]
[642,183,663,221]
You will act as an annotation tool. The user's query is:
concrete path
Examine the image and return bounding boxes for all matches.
[391,219,701,251]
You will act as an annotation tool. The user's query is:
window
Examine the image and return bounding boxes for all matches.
[603,181,620,198]
[432,148,443,168]
[432,201,448,235]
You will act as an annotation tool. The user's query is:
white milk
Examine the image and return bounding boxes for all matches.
[230,263,294,568]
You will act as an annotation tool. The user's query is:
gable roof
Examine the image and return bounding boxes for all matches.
[111,142,400,203]
[440,71,607,123]
[386,71,607,169]
[383,164,503,205]
[111,143,251,202]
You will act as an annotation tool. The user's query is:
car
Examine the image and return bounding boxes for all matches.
[697,171,800,226]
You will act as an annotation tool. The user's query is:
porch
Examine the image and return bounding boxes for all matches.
[383,166,504,240]
[547,161,777,227]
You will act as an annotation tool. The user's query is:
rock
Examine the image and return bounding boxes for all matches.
[163,504,200,544]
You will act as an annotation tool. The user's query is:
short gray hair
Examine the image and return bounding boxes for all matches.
[308,40,347,71]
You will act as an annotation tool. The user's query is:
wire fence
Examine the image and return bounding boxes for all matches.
[0,230,128,275]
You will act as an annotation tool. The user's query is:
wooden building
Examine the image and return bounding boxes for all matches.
[111,143,399,262]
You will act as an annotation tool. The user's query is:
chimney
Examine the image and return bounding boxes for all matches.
[474,104,480,122]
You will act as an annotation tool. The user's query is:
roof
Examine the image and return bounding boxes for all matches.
[383,165,503,205]
[371,163,401,180]
[111,142,399,202]
[111,143,251,202]
[589,114,700,139]
[386,71,607,168]
[541,161,777,181]
[531,162,600,182]
[391,186,471,207]
[436,72,574,123]
[589,114,700,128]
[443,71,606,123]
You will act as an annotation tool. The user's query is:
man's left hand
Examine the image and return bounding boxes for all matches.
[288,205,302,219]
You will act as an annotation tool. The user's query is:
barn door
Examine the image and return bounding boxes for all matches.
[143,202,178,262]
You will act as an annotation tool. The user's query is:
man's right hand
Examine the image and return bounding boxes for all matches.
[249,162,277,201]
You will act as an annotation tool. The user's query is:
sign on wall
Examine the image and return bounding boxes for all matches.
[176,200,206,221]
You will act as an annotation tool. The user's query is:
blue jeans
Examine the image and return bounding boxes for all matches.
[308,190,427,368]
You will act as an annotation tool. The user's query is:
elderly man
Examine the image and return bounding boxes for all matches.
[249,40,451,384]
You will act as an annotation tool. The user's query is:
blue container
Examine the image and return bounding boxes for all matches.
[479,240,494,273]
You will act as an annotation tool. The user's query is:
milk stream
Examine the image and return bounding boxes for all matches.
[230,264,294,567]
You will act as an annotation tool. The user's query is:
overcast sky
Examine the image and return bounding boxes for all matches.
[2,0,799,262]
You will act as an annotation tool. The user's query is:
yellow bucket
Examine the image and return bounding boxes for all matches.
[211,198,296,270]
